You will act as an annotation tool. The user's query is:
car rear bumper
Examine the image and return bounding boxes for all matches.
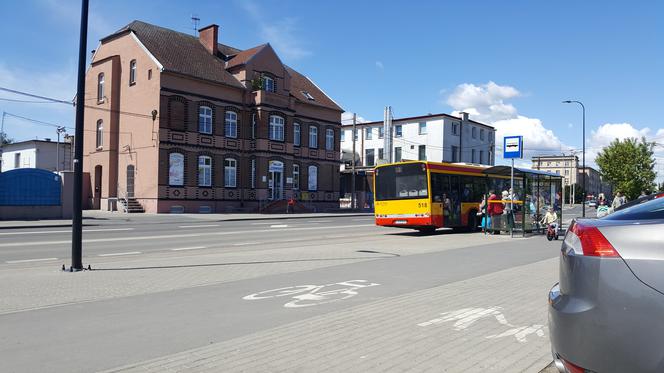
[548,257,664,373]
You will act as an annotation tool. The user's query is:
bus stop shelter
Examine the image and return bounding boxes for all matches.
[482,166,563,237]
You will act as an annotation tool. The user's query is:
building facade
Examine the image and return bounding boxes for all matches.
[83,21,343,213]
[532,155,610,198]
[340,112,495,167]
[0,139,72,173]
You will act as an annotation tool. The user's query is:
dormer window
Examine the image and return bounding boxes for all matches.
[262,75,275,93]
[301,91,315,101]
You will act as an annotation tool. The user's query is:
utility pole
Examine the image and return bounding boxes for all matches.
[71,0,89,272]
[351,113,356,209]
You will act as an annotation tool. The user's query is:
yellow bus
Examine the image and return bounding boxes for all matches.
[374,161,505,233]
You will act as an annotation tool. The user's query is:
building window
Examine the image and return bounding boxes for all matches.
[309,126,318,148]
[419,122,427,135]
[452,145,459,162]
[378,126,384,139]
[262,75,275,93]
[97,73,104,102]
[96,120,103,148]
[472,127,477,139]
[14,153,20,168]
[479,150,484,164]
[564,169,569,175]
[365,149,375,166]
[340,130,345,142]
[395,125,402,137]
[199,106,213,134]
[129,59,137,85]
[378,148,384,161]
[452,123,459,136]
[418,145,426,161]
[198,155,212,187]
[471,149,476,163]
[148,69,152,80]
[325,128,334,150]
[308,165,318,191]
[366,128,372,140]
[251,113,257,139]
[294,123,301,146]
[480,128,485,141]
[489,131,493,141]
[269,115,285,141]
[395,147,402,162]
[168,153,184,186]
[225,111,238,138]
[292,164,300,190]
[250,158,256,189]
[224,158,237,187]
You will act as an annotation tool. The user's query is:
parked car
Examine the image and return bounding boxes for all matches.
[586,199,597,208]
[613,191,664,212]
[548,196,664,373]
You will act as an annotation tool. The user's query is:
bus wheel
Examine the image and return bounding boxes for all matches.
[417,227,436,235]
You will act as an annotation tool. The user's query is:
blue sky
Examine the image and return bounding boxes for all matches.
[1,0,663,177]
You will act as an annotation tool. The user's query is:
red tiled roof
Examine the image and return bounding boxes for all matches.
[226,44,267,69]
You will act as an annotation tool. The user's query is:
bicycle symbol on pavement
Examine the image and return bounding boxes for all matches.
[243,280,381,308]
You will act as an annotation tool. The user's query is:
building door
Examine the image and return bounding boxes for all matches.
[269,161,284,200]
[126,165,135,198]
[94,165,102,209]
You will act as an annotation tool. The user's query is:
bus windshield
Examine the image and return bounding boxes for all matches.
[375,163,428,201]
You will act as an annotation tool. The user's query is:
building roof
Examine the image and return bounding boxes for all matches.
[102,21,342,112]
[483,165,562,178]
[341,112,493,129]
[1,139,70,149]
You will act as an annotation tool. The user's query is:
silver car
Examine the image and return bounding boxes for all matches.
[548,196,664,373]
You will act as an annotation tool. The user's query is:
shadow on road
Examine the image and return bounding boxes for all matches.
[90,250,400,271]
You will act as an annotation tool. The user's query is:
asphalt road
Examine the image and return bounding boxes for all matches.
[0,213,565,372]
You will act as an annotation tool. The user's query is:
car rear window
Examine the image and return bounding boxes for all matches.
[605,196,664,220]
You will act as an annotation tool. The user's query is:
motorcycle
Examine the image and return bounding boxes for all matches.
[546,223,559,241]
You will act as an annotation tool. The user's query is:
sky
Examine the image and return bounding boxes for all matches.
[1,0,663,179]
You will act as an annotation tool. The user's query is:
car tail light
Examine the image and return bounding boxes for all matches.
[560,357,586,373]
[566,221,619,257]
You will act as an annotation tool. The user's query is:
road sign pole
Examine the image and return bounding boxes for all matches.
[510,158,514,238]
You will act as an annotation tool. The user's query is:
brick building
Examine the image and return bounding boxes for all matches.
[83,21,343,213]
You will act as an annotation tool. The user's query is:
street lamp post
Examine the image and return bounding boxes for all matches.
[562,100,586,217]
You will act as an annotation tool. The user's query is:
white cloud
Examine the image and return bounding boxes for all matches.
[446,81,567,160]
[241,1,311,61]
[342,112,370,124]
[375,61,384,70]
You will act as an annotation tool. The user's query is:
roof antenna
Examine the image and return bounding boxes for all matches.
[191,14,200,36]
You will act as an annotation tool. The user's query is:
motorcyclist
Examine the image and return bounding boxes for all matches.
[540,207,558,234]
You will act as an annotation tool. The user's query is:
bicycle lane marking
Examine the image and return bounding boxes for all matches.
[242,280,381,308]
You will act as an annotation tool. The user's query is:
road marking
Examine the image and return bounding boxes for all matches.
[6,257,58,264]
[98,251,141,257]
[270,224,288,228]
[250,222,281,225]
[308,220,332,223]
[170,246,206,251]
[177,224,220,228]
[0,224,375,248]
[0,228,134,236]
[353,218,372,221]
[233,242,263,246]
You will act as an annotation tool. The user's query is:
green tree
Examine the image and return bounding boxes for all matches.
[595,137,656,200]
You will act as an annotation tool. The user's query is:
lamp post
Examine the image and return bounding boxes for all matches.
[562,100,586,217]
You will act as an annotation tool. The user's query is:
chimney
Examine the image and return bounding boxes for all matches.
[198,24,219,55]
[460,112,469,121]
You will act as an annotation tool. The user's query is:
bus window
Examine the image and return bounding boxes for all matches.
[430,173,448,203]
[375,163,428,201]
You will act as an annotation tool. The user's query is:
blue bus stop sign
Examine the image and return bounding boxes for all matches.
[503,136,523,159]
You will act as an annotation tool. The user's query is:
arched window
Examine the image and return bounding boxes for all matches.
[225,111,238,138]
[308,165,318,191]
[96,120,103,148]
[168,153,184,186]
[309,126,318,149]
[325,128,334,150]
[269,115,284,141]
[198,155,212,187]
[224,158,237,187]
[129,59,137,85]
[199,106,213,134]
[293,123,301,146]
[97,73,105,102]
[292,164,300,190]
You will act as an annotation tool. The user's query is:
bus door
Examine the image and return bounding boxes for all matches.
[430,173,448,227]
[447,175,461,226]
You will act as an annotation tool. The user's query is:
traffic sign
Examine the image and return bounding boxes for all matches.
[503,136,523,159]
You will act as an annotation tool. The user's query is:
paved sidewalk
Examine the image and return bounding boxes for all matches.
[0,210,374,229]
[102,258,557,373]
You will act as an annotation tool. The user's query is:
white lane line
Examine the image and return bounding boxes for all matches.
[6,258,58,264]
[307,220,332,223]
[233,242,263,246]
[250,222,281,225]
[0,228,134,236]
[177,224,220,229]
[0,224,376,248]
[270,224,288,228]
[170,246,206,251]
[98,251,141,257]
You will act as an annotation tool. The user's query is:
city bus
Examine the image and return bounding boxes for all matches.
[373,161,505,233]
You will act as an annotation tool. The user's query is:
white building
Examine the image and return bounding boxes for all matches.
[341,112,495,167]
[0,139,72,172]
